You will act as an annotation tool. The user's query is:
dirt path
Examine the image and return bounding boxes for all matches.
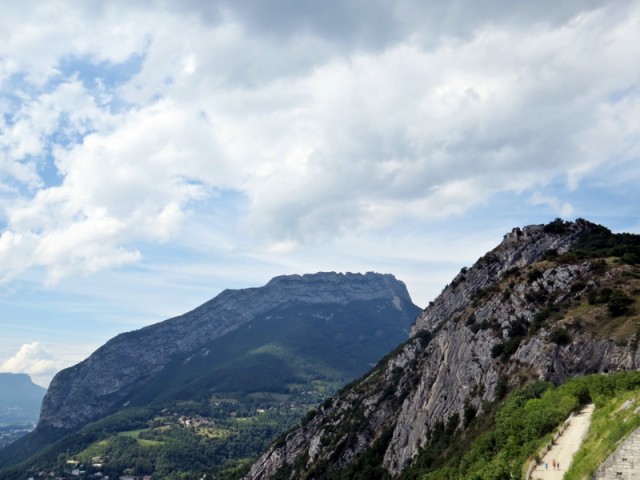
[530,403,595,479]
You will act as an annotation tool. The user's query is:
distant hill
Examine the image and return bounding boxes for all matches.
[0,373,46,449]
[0,373,45,425]
[0,272,421,479]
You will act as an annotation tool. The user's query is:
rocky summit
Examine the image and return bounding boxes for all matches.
[245,219,640,479]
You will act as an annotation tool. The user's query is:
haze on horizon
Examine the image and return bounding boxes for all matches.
[1,1,640,387]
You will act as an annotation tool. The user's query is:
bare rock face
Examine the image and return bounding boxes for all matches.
[244,220,640,479]
[39,272,415,431]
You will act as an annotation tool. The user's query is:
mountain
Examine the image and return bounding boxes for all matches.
[0,272,421,478]
[245,219,640,479]
[0,373,45,425]
[0,373,46,449]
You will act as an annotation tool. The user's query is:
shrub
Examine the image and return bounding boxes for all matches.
[531,304,561,331]
[525,289,548,304]
[550,328,571,346]
[544,218,570,234]
[587,287,612,305]
[527,269,544,283]
[590,260,608,275]
[495,375,508,400]
[463,401,477,428]
[570,281,587,293]
[607,290,634,317]
[621,252,640,264]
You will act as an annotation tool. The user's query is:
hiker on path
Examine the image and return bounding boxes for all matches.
[536,404,594,479]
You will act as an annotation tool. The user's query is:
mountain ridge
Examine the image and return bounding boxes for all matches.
[0,271,420,478]
[244,219,640,479]
[40,271,413,432]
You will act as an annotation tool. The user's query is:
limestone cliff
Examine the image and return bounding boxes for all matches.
[245,219,640,479]
[38,272,415,431]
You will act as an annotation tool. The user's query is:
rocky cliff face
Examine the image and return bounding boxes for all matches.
[39,272,415,431]
[245,220,640,479]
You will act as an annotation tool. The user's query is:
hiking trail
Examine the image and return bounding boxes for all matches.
[531,403,595,480]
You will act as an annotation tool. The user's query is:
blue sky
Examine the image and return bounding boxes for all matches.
[1,1,640,386]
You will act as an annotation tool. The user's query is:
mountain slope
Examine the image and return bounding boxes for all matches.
[127,298,417,408]
[0,373,46,425]
[245,219,640,479]
[40,271,416,431]
[0,374,46,449]
[0,271,420,478]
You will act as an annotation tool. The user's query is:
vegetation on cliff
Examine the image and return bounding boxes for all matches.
[405,371,640,480]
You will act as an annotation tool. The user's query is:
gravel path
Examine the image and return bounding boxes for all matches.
[531,403,595,480]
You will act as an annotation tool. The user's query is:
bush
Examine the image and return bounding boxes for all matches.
[527,269,544,283]
[570,281,587,293]
[589,260,608,274]
[490,343,504,359]
[463,401,478,428]
[544,218,570,234]
[550,328,571,346]
[607,290,634,317]
[491,337,523,362]
[495,376,509,400]
[587,287,612,305]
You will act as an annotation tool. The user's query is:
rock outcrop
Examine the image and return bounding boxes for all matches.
[38,272,416,431]
[244,219,640,479]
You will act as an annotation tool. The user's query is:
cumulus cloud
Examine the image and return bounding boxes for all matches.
[0,341,64,387]
[1,1,640,285]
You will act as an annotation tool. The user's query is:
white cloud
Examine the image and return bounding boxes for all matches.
[0,95,231,284]
[0,1,639,287]
[0,341,64,387]
[528,192,574,218]
[0,2,151,86]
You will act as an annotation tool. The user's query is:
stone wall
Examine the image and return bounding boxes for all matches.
[594,426,640,479]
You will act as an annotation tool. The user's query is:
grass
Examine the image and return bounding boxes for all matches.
[198,427,232,439]
[117,429,164,447]
[75,430,164,464]
[76,440,110,462]
[564,391,640,480]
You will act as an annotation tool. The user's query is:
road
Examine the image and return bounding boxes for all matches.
[531,403,595,480]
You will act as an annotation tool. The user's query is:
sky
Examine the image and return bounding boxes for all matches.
[1,1,640,387]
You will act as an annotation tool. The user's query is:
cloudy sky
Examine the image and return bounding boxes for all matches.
[1,1,640,386]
